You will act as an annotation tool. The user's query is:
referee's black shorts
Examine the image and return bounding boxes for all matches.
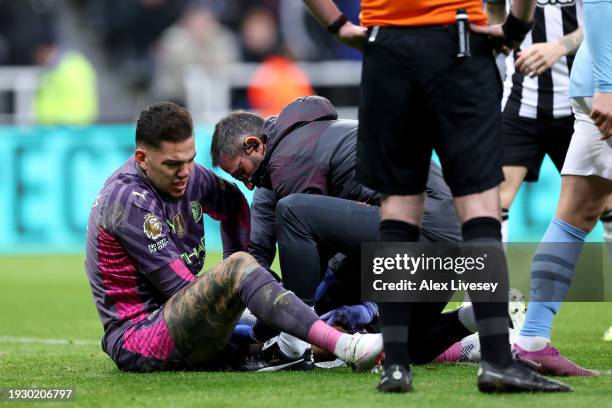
[357,26,504,197]
[501,112,574,181]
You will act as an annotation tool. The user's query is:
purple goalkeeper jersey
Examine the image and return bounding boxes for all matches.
[85,157,250,357]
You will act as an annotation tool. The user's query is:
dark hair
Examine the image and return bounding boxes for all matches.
[211,111,264,167]
[136,102,193,148]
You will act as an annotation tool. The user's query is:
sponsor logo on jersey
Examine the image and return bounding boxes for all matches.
[131,190,148,201]
[536,0,576,7]
[180,237,206,266]
[143,213,163,240]
[191,201,203,223]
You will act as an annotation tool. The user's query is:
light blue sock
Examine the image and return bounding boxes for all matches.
[520,218,587,338]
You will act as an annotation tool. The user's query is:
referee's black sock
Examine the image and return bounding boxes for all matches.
[378,219,420,369]
[462,217,512,368]
[380,219,420,242]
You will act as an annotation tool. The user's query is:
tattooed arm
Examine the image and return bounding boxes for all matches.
[559,28,584,56]
[515,28,583,77]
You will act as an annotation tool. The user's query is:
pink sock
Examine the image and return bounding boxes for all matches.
[433,341,462,363]
[307,320,343,353]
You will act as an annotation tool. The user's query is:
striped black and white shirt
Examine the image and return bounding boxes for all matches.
[501,0,583,119]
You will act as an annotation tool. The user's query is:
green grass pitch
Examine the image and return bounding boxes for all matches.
[1,254,611,408]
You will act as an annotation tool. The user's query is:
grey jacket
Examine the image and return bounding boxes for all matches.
[248,96,461,268]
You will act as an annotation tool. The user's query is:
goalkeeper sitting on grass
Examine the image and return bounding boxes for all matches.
[84,101,384,373]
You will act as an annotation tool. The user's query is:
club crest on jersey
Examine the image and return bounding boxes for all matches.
[191,201,203,223]
[143,213,163,240]
[167,213,186,238]
[537,0,576,7]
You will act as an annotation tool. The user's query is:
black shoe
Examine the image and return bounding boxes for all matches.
[377,365,413,393]
[237,337,314,372]
[478,360,572,393]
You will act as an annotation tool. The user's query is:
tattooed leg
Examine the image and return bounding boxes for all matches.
[163,252,260,366]
[165,251,383,369]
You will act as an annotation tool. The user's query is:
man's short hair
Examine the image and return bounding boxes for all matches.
[136,102,193,148]
[211,111,264,167]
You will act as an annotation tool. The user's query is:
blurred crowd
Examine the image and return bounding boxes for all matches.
[0,0,361,124]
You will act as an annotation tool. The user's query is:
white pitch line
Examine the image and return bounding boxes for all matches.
[0,336,98,346]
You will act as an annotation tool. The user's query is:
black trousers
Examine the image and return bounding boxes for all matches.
[275,193,470,363]
[358,26,504,197]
